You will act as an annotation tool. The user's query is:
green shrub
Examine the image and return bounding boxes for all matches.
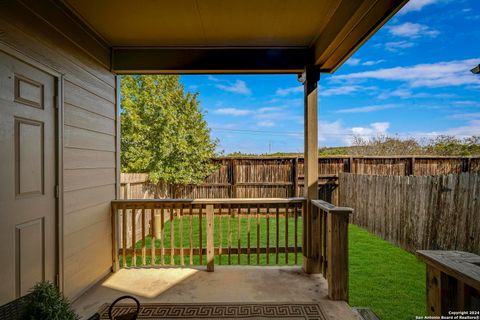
[22,281,78,320]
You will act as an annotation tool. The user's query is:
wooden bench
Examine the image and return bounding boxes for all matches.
[417,250,480,316]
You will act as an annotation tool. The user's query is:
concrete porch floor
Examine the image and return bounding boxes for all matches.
[73,266,359,319]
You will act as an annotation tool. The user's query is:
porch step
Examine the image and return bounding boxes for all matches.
[353,308,381,320]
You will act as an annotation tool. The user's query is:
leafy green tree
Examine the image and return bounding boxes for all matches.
[120,75,218,195]
[350,136,424,156]
[426,135,480,156]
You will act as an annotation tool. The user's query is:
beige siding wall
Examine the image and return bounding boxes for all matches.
[0,1,116,299]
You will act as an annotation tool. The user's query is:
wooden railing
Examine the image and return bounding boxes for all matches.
[111,198,305,271]
[310,199,353,301]
[110,197,352,302]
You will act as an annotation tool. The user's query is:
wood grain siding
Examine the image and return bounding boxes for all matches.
[64,202,111,235]
[64,126,116,152]
[0,1,116,299]
[64,168,115,192]
[64,149,115,170]
[64,185,116,214]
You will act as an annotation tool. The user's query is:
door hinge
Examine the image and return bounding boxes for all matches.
[55,185,59,198]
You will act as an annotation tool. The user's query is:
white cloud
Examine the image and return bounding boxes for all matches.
[208,75,221,82]
[378,88,413,99]
[346,58,386,67]
[346,58,361,66]
[453,100,478,106]
[268,98,303,108]
[466,14,480,20]
[258,107,283,113]
[317,120,391,145]
[334,58,480,88]
[323,84,378,96]
[318,120,346,143]
[352,122,390,136]
[275,86,303,96]
[448,112,480,120]
[214,108,252,116]
[362,60,385,66]
[384,41,415,52]
[216,80,251,95]
[318,85,361,97]
[411,119,480,138]
[257,120,275,127]
[336,104,397,114]
[389,22,440,39]
[398,0,440,15]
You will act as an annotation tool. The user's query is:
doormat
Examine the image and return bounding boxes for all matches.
[98,302,327,319]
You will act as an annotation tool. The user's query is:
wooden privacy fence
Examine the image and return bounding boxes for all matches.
[121,156,480,204]
[339,172,480,254]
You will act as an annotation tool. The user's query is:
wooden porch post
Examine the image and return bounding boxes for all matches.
[302,62,320,274]
[327,209,351,301]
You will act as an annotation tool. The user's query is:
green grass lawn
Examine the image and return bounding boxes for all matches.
[123,215,302,266]
[121,218,425,320]
[349,224,426,320]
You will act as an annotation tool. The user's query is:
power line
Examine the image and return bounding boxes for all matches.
[210,127,475,139]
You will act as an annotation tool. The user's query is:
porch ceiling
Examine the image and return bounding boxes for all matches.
[61,0,407,73]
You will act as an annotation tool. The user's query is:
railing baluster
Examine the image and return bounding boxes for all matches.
[160,206,164,265]
[151,206,156,266]
[294,204,298,265]
[132,206,136,267]
[285,204,289,265]
[276,206,279,265]
[237,204,241,264]
[247,204,251,265]
[219,205,223,265]
[180,204,184,266]
[266,204,270,265]
[199,205,203,265]
[206,204,214,272]
[189,204,193,265]
[141,207,146,266]
[256,204,260,264]
[122,204,127,268]
[228,203,232,265]
[170,205,175,266]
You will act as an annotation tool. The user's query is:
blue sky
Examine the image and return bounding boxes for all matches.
[180,0,480,155]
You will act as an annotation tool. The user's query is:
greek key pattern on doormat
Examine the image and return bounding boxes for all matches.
[99,303,327,319]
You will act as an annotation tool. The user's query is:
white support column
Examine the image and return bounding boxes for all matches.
[302,64,320,274]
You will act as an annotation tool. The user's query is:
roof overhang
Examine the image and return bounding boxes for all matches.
[472,64,480,74]
[27,0,408,74]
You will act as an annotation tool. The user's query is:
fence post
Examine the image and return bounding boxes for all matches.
[292,158,298,197]
[206,204,215,272]
[327,208,353,301]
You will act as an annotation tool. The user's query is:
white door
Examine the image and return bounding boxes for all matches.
[0,50,57,304]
